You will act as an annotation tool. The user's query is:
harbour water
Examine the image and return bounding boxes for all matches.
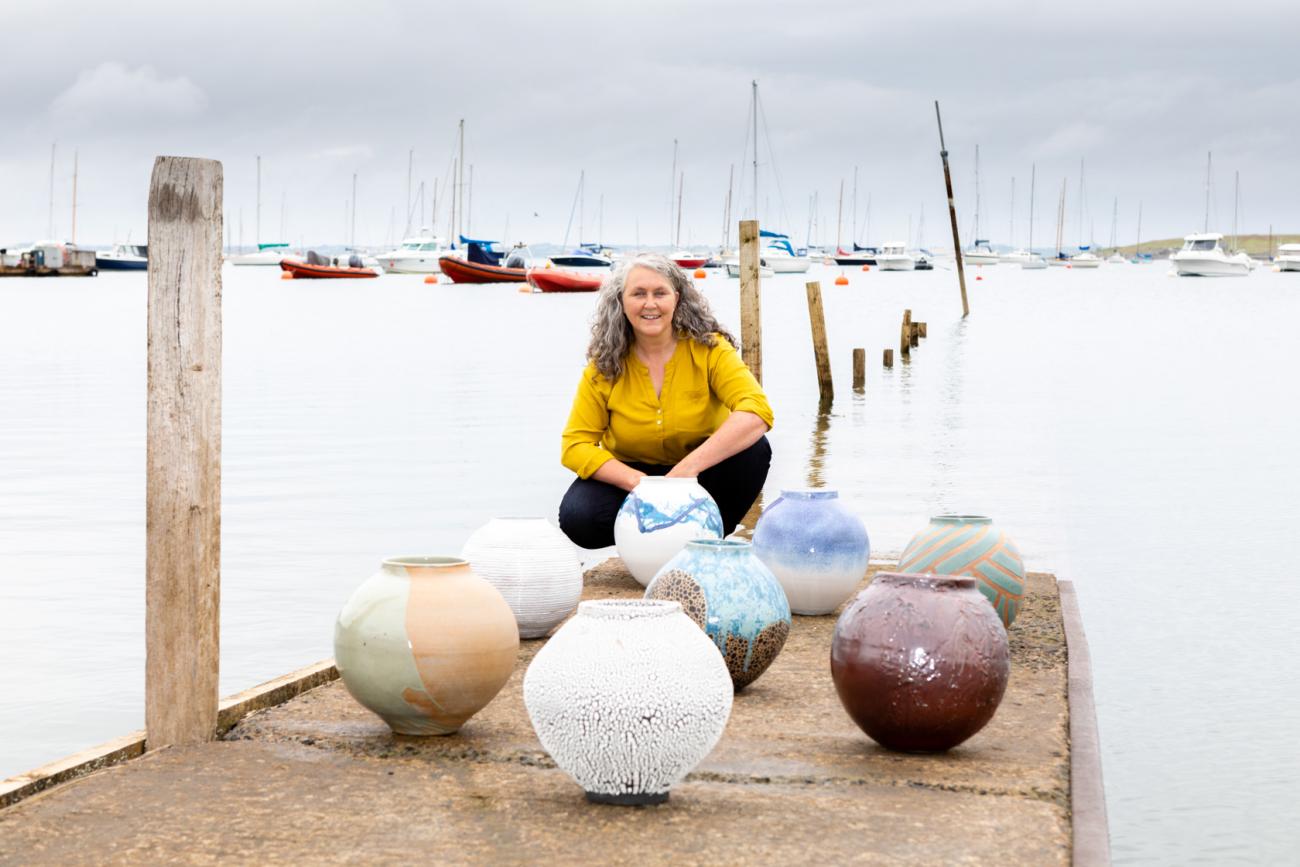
[2,261,1297,863]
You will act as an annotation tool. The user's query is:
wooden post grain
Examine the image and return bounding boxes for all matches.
[910,323,920,348]
[146,156,223,749]
[852,348,865,390]
[935,101,971,317]
[883,348,894,367]
[805,280,833,402]
[738,219,763,384]
[900,309,912,359]
[918,322,928,339]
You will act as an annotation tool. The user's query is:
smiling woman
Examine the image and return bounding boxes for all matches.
[558,253,773,550]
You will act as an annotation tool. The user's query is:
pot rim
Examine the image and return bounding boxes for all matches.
[382,555,469,570]
[930,514,992,525]
[578,599,682,620]
[778,488,839,500]
[873,571,978,591]
[635,475,700,484]
[685,538,751,552]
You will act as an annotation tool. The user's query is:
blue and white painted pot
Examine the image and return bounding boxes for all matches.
[752,489,870,615]
[645,539,791,689]
[614,476,723,587]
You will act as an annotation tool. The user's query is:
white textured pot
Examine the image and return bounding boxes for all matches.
[613,476,723,587]
[461,517,583,639]
[523,599,733,804]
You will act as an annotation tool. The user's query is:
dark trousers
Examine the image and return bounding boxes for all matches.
[558,436,772,550]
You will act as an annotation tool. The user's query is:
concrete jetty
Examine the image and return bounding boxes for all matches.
[0,561,1105,865]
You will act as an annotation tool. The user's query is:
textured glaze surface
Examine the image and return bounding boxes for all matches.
[334,557,519,735]
[898,515,1026,627]
[614,477,724,586]
[461,517,583,639]
[522,599,733,802]
[645,540,791,689]
[831,572,1010,752]
[752,489,870,615]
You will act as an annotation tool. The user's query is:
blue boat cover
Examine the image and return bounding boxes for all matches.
[759,229,789,239]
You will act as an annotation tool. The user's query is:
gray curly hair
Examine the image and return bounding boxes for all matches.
[586,253,737,381]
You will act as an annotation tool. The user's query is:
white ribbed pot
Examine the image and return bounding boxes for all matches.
[613,476,723,587]
[461,517,583,639]
[523,599,733,805]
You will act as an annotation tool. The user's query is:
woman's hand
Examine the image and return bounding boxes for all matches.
[592,459,648,492]
[667,410,768,478]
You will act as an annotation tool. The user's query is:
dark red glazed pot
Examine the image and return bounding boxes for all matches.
[830,572,1010,753]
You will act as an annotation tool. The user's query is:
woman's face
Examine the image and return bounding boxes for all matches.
[622,266,678,342]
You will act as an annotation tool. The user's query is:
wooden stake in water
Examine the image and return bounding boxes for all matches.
[901,309,912,359]
[883,348,894,368]
[934,101,970,317]
[852,348,865,391]
[805,280,833,402]
[739,219,763,383]
[146,156,223,749]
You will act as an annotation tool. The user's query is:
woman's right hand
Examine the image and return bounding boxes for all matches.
[592,459,647,492]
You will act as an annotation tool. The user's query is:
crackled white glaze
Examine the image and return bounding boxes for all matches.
[522,599,733,803]
[461,517,583,639]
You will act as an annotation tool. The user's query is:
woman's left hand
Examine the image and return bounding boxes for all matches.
[666,410,768,478]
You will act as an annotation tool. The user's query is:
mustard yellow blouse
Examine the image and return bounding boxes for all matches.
[561,334,774,478]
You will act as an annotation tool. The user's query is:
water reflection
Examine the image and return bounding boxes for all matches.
[806,399,832,487]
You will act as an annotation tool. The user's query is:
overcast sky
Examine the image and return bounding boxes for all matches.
[2,0,1296,251]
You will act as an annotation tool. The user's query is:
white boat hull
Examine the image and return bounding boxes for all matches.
[963,252,1000,266]
[764,255,811,273]
[875,255,915,271]
[376,254,443,274]
[1171,253,1251,277]
[1277,257,1300,272]
[229,251,288,266]
[1069,255,1102,269]
[725,262,774,278]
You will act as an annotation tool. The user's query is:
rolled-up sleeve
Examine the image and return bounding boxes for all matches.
[708,336,774,429]
[560,365,616,478]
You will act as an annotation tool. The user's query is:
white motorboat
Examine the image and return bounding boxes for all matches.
[1171,233,1251,277]
[1106,252,1128,264]
[96,244,148,270]
[549,243,613,268]
[761,231,812,273]
[1069,246,1102,268]
[875,241,915,271]
[229,242,294,266]
[376,232,450,274]
[1001,249,1047,269]
[963,239,1000,266]
[1277,243,1300,272]
[725,258,774,278]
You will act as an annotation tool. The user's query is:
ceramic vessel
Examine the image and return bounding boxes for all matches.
[461,517,583,639]
[614,476,723,587]
[644,539,791,689]
[751,488,870,615]
[897,515,1026,626]
[831,572,1010,752]
[523,599,733,804]
[334,556,519,735]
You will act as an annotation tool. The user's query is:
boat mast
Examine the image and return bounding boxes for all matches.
[836,179,844,252]
[852,165,859,245]
[720,163,734,250]
[71,149,78,245]
[449,157,457,245]
[675,172,684,248]
[1232,170,1239,252]
[1055,178,1066,259]
[255,155,261,248]
[579,170,585,244]
[1008,176,1015,249]
[405,149,413,237]
[48,143,56,238]
[1135,201,1143,258]
[1109,196,1118,251]
[669,138,678,245]
[973,144,981,241]
[1028,164,1036,254]
[350,172,357,248]
[1077,158,1085,248]
[1203,151,1212,234]
[457,119,465,244]
[468,164,473,236]
[751,80,759,223]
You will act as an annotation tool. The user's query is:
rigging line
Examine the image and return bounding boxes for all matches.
[756,91,793,233]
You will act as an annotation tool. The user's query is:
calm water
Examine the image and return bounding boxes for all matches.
[2,261,1298,862]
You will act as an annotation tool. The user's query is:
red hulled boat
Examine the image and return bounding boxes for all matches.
[439,255,528,284]
[280,253,378,278]
[526,268,604,293]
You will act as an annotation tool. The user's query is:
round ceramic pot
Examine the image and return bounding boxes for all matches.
[897,515,1026,627]
[461,517,583,639]
[830,572,1010,752]
[644,539,791,690]
[523,599,733,804]
[334,556,519,735]
[751,488,870,615]
[614,476,723,587]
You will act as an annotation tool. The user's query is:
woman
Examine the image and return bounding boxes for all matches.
[559,253,773,549]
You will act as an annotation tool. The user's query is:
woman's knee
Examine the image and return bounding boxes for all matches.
[558,479,622,550]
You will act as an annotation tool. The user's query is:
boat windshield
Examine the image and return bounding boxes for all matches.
[401,241,421,250]
[1184,238,1220,252]
[418,242,440,251]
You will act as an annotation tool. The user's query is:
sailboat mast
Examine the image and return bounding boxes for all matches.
[405,149,413,237]
[468,165,473,235]
[669,139,678,244]
[751,80,759,222]
[1008,176,1015,249]
[1055,178,1066,258]
[973,144,981,240]
[71,149,78,245]
[255,155,261,248]
[675,173,684,248]
[1110,196,1118,250]
[836,179,844,252]
[48,143,56,238]
[852,166,859,244]
[721,163,734,249]
[579,170,585,243]
[1135,201,1143,258]
[457,119,465,243]
[1203,151,1212,234]
[350,172,357,248]
[1028,164,1036,253]
[1077,158,1085,248]
[1232,170,1239,251]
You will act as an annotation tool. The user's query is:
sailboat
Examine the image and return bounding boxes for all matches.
[1002,169,1047,269]
[1171,153,1251,277]
[1068,160,1101,268]
[963,145,1000,265]
[229,156,293,265]
[1105,198,1127,264]
[551,170,613,268]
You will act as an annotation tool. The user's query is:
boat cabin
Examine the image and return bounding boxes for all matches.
[880,241,908,256]
[1180,233,1225,252]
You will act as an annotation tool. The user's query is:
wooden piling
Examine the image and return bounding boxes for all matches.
[738,219,763,384]
[909,323,920,348]
[935,101,970,317]
[918,322,928,338]
[900,309,912,359]
[146,156,223,750]
[852,348,865,390]
[805,280,833,402]
[883,348,894,367]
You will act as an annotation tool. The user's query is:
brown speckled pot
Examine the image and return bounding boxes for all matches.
[830,572,1010,753]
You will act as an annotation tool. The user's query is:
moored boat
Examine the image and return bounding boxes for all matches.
[96,244,148,270]
[670,251,708,269]
[1170,233,1251,277]
[440,256,528,284]
[550,243,613,268]
[230,242,294,266]
[280,251,380,278]
[0,241,98,277]
[1277,243,1300,272]
[527,268,603,293]
[376,232,449,274]
[875,241,915,271]
[963,239,1000,266]
[760,231,811,273]
[724,258,774,278]
[832,245,876,266]
[1069,246,1102,268]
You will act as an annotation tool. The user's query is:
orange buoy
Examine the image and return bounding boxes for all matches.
[976,274,983,281]
[835,275,849,286]
[518,284,531,293]
[280,271,293,279]
[424,275,438,283]
[861,264,870,271]
[694,268,707,278]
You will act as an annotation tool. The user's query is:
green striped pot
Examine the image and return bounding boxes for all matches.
[897,516,1025,627]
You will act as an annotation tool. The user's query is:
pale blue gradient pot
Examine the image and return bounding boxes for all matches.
[752,489,870,615]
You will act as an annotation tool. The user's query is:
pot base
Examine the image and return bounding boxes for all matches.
[584,790,669,806]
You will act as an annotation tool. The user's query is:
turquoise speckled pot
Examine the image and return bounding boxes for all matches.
[644,539,791,689]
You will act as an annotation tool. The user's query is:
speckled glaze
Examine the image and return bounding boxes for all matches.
[831,572,1010,752]
[752,488,870,615]
[334,556,519,735]
[523,599,733,804]
[461,517,583,639]
[614,476,724,587]
[644,539,791,690]
[898,515,1026,626]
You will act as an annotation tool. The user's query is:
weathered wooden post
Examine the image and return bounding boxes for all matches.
[805,280,833,402]
[146,156,223,749]
[883,348,894,368]
[900,309,912,359]
[909,322,920,348]
[918,322,928,339]
[935,101,970,318]
[738,219,762,384]
[852,348,865,390]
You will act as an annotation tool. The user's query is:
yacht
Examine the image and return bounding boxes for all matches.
[1069,246,1102,269]
[376,232,450,274]
[963,239,1000,266]
[1171,233,1251,277]
[1277,243,1300,272]
[229,242,294,266]
[761,233,811,273]
[725,258,774,278]
[875,241,915,271]
[1106,251,1128,264]
[96,244,148,270]
[1001,249,1047,269]
[549,243,613,268]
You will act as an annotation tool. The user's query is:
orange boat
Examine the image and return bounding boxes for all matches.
[280,252,378,279]
[439,255,528,284]
[527,268,603,293]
